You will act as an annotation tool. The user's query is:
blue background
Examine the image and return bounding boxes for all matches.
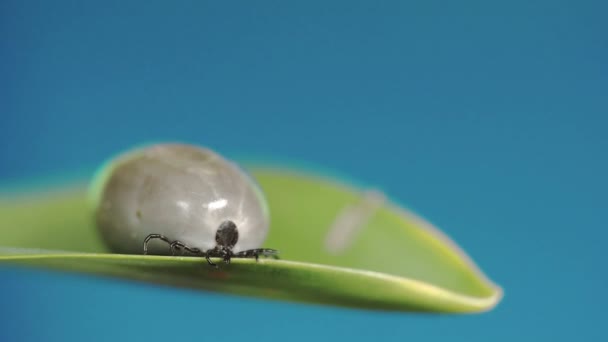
[1,1,606,341]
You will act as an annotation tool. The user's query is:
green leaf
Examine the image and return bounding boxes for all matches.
[0,166,502,313]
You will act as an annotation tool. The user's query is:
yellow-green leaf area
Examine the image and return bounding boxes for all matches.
[0,166,502,313]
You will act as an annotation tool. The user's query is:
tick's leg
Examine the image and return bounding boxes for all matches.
[205,250,218,268]
[222,250,234,264]
[169,241,184,256]
[235,248,280,261]
[169,241,202,256]
[183,245,202,255]
[143,234,202,257]
[143,234,173,255]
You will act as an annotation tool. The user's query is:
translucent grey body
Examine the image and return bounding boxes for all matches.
[94,144,270,255]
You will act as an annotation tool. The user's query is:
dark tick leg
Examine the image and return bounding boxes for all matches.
[169,241,204,256]
[143,234,172,255]
[205,251,218,268]
[143,234,202,256]
[170,241,189,256]
[234,248,280,261]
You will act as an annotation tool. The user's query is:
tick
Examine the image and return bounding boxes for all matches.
[92,143,279,268]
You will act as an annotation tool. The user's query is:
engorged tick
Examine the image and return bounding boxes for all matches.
[92,143,279,266]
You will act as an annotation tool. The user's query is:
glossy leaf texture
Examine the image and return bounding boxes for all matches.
[0,166,502,313]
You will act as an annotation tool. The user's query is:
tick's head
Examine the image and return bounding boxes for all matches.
[215,220,239,249]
